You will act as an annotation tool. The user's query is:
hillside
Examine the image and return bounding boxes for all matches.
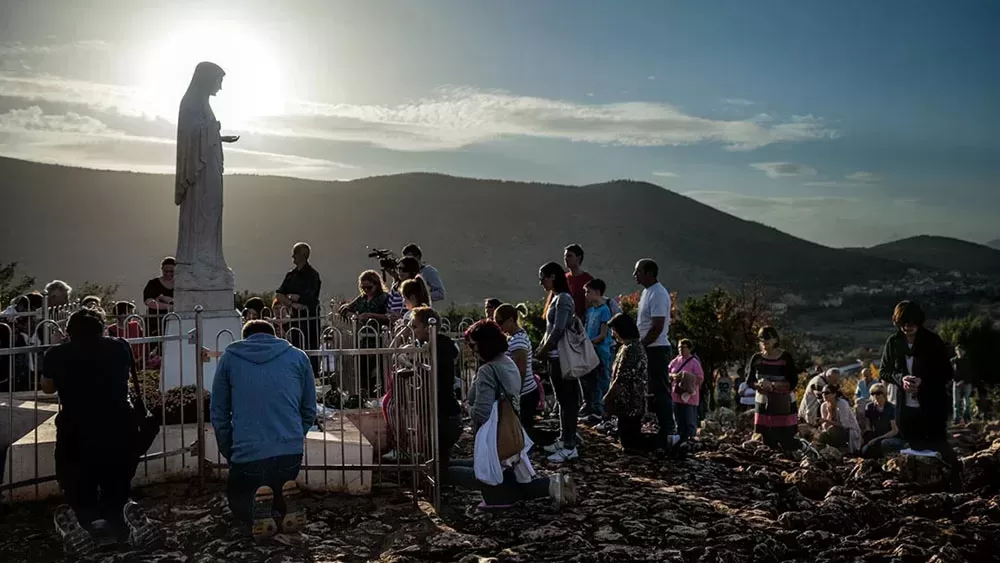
[0,157,912,306]
[851,235,1000,277]
[989,239,1000,251]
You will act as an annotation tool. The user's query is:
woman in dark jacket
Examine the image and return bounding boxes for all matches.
[878,301,959,469]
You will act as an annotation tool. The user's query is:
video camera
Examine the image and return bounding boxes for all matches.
[367,248,398,273]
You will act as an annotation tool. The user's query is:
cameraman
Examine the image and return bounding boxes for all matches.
[401,243,446,302]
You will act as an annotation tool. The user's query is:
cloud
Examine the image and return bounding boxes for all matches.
[652,171,678,178]
[0,108,357,180]
[750,162,818,179]
[0,106,116,135]
[722,98,755,106]
[683,190,996,248]
[845,171,880,183]
[0,40,111,56]
[647,75,656,81]
[0,74,839,152]
[803,171,881,188]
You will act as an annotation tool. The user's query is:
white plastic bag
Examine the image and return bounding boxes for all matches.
[474,402,537,486]
[474,402,504,486]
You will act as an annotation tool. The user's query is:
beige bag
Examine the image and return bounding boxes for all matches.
[556,317,600,380]
[495,374,525,460]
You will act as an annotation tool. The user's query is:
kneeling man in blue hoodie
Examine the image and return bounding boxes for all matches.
[211,320,317,538]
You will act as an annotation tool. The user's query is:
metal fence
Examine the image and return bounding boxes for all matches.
[1,300,470,510]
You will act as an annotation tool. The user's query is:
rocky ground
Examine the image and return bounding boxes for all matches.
[2,411,1000,563]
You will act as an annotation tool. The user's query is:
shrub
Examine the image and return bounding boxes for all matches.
[135,370,211,426]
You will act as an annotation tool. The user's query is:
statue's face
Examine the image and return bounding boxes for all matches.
[210,74,224,96]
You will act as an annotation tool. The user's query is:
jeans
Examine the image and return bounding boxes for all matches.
[445,459,550,506]
[953,382,973,422]
[227,454,302,524]
[582,356,612,417]
[548,357,580,449]
[674,403,698,443]
[645,345,675,444]
[519,388,540,441]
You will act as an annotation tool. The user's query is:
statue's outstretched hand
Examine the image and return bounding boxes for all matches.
[221,135,240,143]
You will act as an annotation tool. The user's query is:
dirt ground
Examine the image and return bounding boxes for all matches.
[2,415,999,563]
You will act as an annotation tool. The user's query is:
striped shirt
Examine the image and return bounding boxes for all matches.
[506,329,536,395]
[387,288,404,313]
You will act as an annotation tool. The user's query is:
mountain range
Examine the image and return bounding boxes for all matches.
[1,157,997,306]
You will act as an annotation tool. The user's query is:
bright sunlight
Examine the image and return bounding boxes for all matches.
[138,20,286,128]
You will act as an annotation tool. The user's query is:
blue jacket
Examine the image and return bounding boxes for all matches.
[211,333,317,464]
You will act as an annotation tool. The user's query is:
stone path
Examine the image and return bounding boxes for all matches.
[2,414,999,562]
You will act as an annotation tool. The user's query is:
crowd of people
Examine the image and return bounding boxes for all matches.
[0,241,988,555]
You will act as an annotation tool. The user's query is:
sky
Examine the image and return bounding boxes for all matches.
[1,0,998,247]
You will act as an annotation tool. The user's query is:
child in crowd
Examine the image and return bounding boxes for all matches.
[582,279,613,422]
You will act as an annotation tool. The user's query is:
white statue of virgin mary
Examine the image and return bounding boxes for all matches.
[173,61,239,292]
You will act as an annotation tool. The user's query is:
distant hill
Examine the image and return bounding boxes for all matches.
[0,157,913,306]
[851,235,1000,276]
[988,239,1000,251]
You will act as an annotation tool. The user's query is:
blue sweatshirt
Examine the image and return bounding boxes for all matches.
[211,333,317,464]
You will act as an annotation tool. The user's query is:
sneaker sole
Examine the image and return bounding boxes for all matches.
[54,506,97,557]
[252,486,278,539]
[279,480,307,534]
[123,502,163,548]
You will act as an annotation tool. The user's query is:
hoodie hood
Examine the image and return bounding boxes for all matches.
[225,333,293,365]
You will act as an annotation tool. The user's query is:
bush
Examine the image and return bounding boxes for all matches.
[135,370,211,426]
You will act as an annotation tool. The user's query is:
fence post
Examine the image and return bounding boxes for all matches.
[428,318,441,510]
[194,306,206,487]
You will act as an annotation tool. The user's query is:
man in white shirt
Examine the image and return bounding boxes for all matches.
[633,259,676,447]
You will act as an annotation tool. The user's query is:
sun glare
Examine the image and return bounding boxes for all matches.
[139,20,286,129]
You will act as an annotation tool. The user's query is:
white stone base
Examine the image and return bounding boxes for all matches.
[2,401,373,502]
[161,308,242,391]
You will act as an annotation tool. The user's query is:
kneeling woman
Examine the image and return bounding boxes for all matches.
[445,320,578,509]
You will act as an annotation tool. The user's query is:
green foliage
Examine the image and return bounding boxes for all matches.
[671,282,776,375]
[76,281,119,308]
[938,313,1000,384]
[0,262,35,306]
[440,303,484,334]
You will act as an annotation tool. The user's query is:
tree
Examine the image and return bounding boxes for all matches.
[76,281,120,309]
[0,262,35,307]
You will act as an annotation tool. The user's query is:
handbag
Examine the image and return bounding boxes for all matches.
[672,356,698,395]
[556,317,600,380]
[127,341,161,477]
[494,368,525,461]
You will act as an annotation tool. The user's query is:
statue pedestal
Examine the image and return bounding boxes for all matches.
[161,298,242,391]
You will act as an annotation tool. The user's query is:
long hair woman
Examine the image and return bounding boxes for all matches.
[339,270,391,397]
[534,262,580,463]
[745,326,799,451]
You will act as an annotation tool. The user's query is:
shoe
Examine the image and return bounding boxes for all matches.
[542,441,564,454]
[251,486,278,540]
[278,481,307,534]
[549,473,579,509]
[54,505,96,557]
[547,448,579,463]
[123,501,163,548]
